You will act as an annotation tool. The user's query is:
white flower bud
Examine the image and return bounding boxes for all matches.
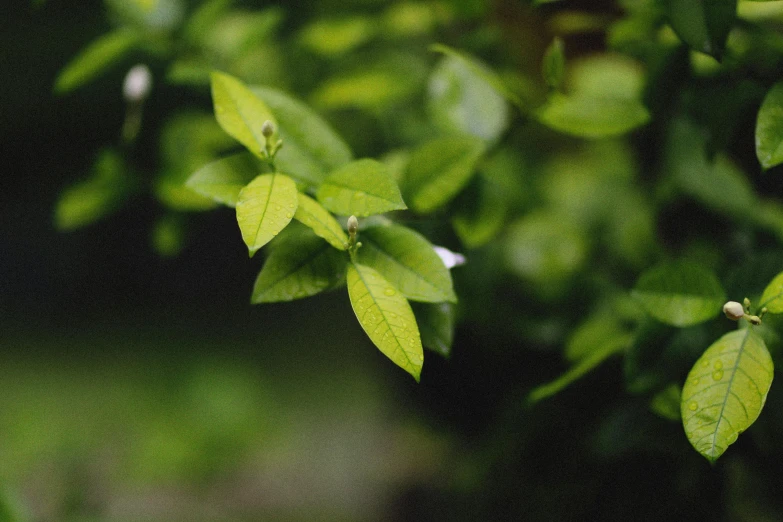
[347,215,359,237]
[433,246,466,269]
[123,64,152,102]
[261,120,275,138]
[723,301,745,321]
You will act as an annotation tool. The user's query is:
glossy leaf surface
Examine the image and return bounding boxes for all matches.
[358,224,457,303]
[211,72,276,158]
[681,328,773,462]
[347,263,423,381]
[236,173,298,256]
[54,29,140,93]
[756,81,783,169]
[186,152,263,207]
[293,193,349,250]
[760,271,783,313]
[316,159,406,216]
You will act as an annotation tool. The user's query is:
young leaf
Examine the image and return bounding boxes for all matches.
[210,72,276,158]
[760,271,783,313]
[54,29,140,93]
[542,37,566,90]
[631,261,726,327]
[316,159,406,216]
[186,152,264,207]
[756,82,783,170]
[252,231,347,303]
[666,0,736,58]
[358,224,457,303]
[251,86,353,186]
[293,193,349,250]
[404,137,485,213]
[236,173,298,256]
[411,302,455,357]
[347,263,424,382]
[681,328,774,463]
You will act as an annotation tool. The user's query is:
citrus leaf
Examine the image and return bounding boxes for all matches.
[316,159,406,216]
[54,29,141,93]
[411,302,455,357]
[760,271,783,313]
[542,37,566,90]
[756,81,783,169]
[251,231,347,303]
[651,384,682,422]
[666,0,736,57]
[251,86,353,186]
[210,71,276,158]
[294,193,349,250]
[347,263,424,382]
[681,328,774,462]
[185,152,264,207]
[404,137,485,213]
[236,173,298,256]
[358,224,457,303]
[631,261,726,326]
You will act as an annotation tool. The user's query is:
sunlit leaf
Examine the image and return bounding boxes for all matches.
[358,224,457,303]
[681,328,774,462]
[404,136,485,213]
[236,173,298,256]
[666,0,736,57]
[760,271,783,313]
[347,263,424,381]
[411,302,455,357]
[293,193,349,250]
[210,71,276,158]
[756,81,783,169]
[632,261,726,327]
[185,152,264,207]
[251,231,347,303]
[54,29,141,93]
[316,159,406,216]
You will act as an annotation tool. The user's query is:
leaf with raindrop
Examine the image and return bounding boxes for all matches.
[293,193,349,250]
[759,271,783,313]
[236,173,298,256]
[681,328,774,462]
[316,159,406,217]
[346,263,424,381]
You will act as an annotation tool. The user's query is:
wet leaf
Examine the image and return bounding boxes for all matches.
[293,193,349,250]
[236,173,298,256]
[185,152,264,207]
[316,159,406,216]
[760,271,783,313]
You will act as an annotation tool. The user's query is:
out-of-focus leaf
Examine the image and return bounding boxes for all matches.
[404,137,485,213]
[298,16,376,56]
[358,224,457,303]
[105,0,185,32]
[154,178,217,211]
[151,214,186,257]
[452,175,509,249]
[760,271,783,313]
[542,37,566,89]
[565,314,634,363]
[681,328,773,462]
[54,29,141,93]
[427,55,510,143]
[382,2,437,37]
[293,193,349,250]
[252,86,353,186]
[202,8,283,62]
[411,302,455,357]
[251,231,347,303]
[756,81,783,169]
[182,0,234,44]
[666,0,736,57]
[631,261,726,327]
[651,384,682,421]
[316,159,406,217]
[347,263,424,382]
[235,173,298,256]
[186,152,264,207]
[311,70,419,111]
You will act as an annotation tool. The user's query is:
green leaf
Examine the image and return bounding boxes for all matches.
[54,29,141,93]
[756,81,783,169]
[542,37,566,89]
[293,193,349,250]
[666,0,736,57]
[298,16,376,57]
[412,302,455,357]
[681,328,774,462]
[347,263,424,381]
[151,214,186,257]
[632,261,726,327]
[316,159,406,216]
[760,271,783,313]
[357,224,457,303]
[186,152,263,207]
[236,173,298,256]
[651,384,682,421]
[251,86,353,186]
[252,231,347,303]
[404,136,485,213]
[210,71,276,158]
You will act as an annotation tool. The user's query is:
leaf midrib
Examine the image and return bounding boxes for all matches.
[709,329,751,459]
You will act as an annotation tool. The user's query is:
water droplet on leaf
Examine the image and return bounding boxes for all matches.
[712,370,724,381]
[688,401,698,411]
[384,288,396,296]
[714,360,723,370]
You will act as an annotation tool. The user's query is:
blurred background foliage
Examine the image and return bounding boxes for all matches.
[5,0,783,520]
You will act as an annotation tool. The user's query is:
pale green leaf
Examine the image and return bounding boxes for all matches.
[347,263,424,381]
[54,29,141,93]
[756,82,783,169]
[357,224,457,303]
[210,71,276,158]
[681,328,774,462]
[316,159,406,217]
[252,231,347,303]
[154,178,217,211]
[298,16,376,57]
[631,261,726,327]
[412,302,455,357]
[186,152,263,207]
[251,86,353,186]
[666,0,736,57]
[404,137,485,213]
[236,173,298,256]
[294,193,349,250]
[760,271,783,313]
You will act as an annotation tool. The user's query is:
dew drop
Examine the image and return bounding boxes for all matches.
[288,203,295,208]
[285,212,292,218]
[384,288,396,296]
[701,360,709,368]
[714,360,723,370]
[353,192,365,199]
[275,205,281,211]
[691,377,700,386]
[688,401,698,411]
[727,432,738,444]
[712,370,724,381]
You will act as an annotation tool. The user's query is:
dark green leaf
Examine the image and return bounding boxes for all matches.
[316,159,406,216]
[756,81,783,169]
[411,302,455,357]
[666,0,736,57]
[542,37,566,89]
[760,271,783,313]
